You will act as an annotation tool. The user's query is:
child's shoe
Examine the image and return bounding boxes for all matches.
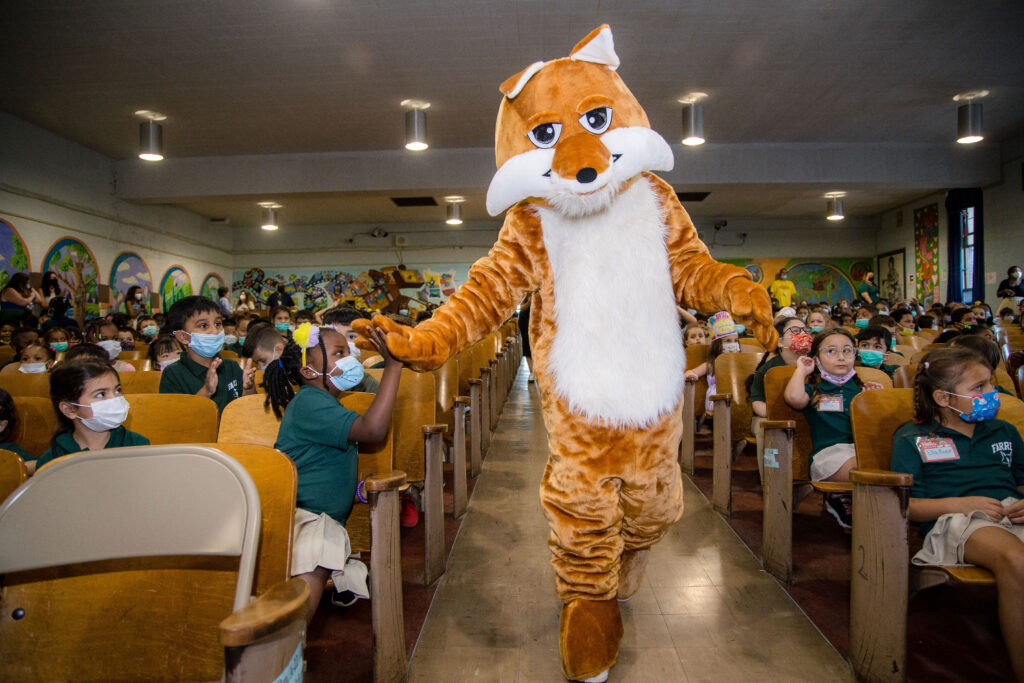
[824,492,852,532]
[331,589,358,607]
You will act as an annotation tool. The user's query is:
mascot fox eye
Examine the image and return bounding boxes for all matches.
[528,122,562,148]
[580,107,612,133]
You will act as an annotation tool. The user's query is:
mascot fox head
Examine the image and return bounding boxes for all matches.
[486,25,674,218]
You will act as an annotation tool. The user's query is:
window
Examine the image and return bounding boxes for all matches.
[960,207,974,301]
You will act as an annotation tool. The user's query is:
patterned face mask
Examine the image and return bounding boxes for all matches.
[946,390,1001,423]
[788,331,813,355]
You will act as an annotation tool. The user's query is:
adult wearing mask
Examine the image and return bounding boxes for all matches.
[857,271,880,306]
[768,268,797,309]
[996,265,1024,314]
[266,285,294,309]
[123,285,146,318]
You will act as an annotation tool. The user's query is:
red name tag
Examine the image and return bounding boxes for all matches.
[916,437,959,463]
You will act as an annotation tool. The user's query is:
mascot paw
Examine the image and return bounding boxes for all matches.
[616,548,649,601]
[725,278,778,350]
[560,598,623,682]
[351,315,449,372]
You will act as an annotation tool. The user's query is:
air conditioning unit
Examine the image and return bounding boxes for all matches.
[395,235,408,247]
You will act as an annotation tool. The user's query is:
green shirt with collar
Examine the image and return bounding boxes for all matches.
[274,386,360,524]
[36,427,150,469]
[0,441,33,461]
[801,378,863,458]
[159,354,244,414]
[891,418,1024,536]
[749,354,788,404]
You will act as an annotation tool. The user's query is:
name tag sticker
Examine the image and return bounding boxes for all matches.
[916,437,960,463]
[817,395,843,412]
[764,448,780,469]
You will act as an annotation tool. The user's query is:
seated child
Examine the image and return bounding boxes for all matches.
[18,342,56,374]
[0,322,14,345]
[891,346,1024,680]
[806,308,831,335]
[2,327,39,370]
[63,342,135,373]
[950,335,1014,395]
[685,311,743,415]
[234,314,252,349]
[294,309,315,325]
[322,307,380,393]
[853,306,873,330]
[147,334,183,371]
[43,327,70,354]
[0,387,35,472]
[855,326,899,379]
[683,323,707,347]
[264,323,402,620]
[244,324,286,370]
[270,306,294,336]
[137,315,160,341]
[892,308,917,336]
[784,328,885,529]
[221,316,241,354]
[116,326,139,351]
[159,296,255,413]
[36,359,150,468]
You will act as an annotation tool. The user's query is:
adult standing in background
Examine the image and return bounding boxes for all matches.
[857,271,880,306]
[217,287,233,316]
[518,292,534,382]
[997,265,1024,313]
[236,290,253,314]
[40,271,62,305]
[0,273,43,323]
[768,268,797,308]
[267,285,294,309]
[124,285,146,318]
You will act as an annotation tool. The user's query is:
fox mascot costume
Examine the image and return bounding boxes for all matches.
[355,25,776,681]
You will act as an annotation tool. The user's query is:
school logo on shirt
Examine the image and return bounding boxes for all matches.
[227,379,240,398]
[992,441,1013,467]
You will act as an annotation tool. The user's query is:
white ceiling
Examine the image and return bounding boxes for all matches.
[2,0,1023,227]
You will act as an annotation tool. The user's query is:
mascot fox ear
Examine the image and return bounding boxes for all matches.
[498,24,619,100]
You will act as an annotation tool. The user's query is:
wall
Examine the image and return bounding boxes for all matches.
[0,113,233,313]
[874,191,947,305]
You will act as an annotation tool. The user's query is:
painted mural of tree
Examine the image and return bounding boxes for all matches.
[44,238,98,328]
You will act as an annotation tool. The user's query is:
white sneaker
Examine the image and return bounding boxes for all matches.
[579,669,609,683]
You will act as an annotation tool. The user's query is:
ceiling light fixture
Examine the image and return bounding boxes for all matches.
[824,192,846,221]
[135,110,166,161]
[953,91,987,144]
[445,196,465,225]
[402,99,430,151]
[258,202,282,231]
[678,93,708,146]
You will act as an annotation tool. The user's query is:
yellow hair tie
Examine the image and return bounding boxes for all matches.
[292,323,319,367]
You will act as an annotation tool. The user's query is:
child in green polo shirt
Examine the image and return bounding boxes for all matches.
[159,296,256,413]
[784,328,885,529]
[36,359,150,469]
[264,322,402,622]
[854,325,900,380]
[891,347,1024,680]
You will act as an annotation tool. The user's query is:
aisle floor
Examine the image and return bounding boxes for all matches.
[408,365,854,682]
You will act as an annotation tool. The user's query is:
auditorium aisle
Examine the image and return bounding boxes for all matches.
[408,365,854,682]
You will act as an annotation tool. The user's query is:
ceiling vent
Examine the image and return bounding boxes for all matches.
[391,196,438,207]
[676,192,711,202]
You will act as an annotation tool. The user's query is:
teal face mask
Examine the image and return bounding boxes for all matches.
[809,325,824,334]
[857,349,884,366]
[50,341,69,353]
[141,325,158,338]
[855,319,870,329]
[275,322,291,333]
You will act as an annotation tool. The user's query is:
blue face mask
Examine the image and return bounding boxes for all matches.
[857,349,884,367]
[185,330,225,358]
[855,318,870,329]
[275,322,291,333]
[947,390,1000,423]
[307,355,364,391]
[141,325,158,338]
[734,324,746,335]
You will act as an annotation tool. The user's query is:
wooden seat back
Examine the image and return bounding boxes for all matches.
[122,358,152,371]
[905,334,930,351]
[849,389,915,471]
[0,362,24,375]
[892,344,917,359]
[685,345,711,416]
[916,328,939,340]
[713,351,763,441]
[123,394,219,445]
[10,397,59,458]
[117,348,149,361]
[219,349,239,361]
[119,371,161,394]
[0,449,27,504]
[0,346,16,364]
[685,344,710,370]
[367,368,435,483]
[886,350,911,365]
[362,354,383,368]
[893,363,916,389]
[431,357,460,432]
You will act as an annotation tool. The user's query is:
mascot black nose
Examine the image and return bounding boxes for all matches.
[576,167,598,184]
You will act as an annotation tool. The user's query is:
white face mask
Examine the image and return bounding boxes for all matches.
[72,396,130,432]
[97,339,122,360]
[223,334,238,346]
[19,361,48,374]
[722,341,741,354]
[347,340,361,359]
[158,358,179,371]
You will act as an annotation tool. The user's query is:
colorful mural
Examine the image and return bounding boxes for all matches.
[720,257,874,306]
[914,203,940,307]
[109,252,153,314]
[0,219,30,291]
[42,237,100,317]
[231,264,470,313]
[200,273,226,301]
[160,266,193,310]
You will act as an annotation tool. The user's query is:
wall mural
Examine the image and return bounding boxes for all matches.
[109,251,153,314]
[0,218,31,291]
[231,264,470,312]
[42,237,100,317]
[719,257,874,306]
[159,265,193,311]
[914,203,940,307]
[200,273,226,301]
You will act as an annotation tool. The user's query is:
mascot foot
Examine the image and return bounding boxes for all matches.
[560,598,622,682]
[571,669,609,683]
[616,548,650,601]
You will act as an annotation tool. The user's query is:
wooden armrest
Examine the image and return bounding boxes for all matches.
[480,368,491,376]
[849,468,913,487]
[468,379,482,385]
[365,470,407,492]
[219,577,308,647]
[684,377,696,385]
[455,395,470,404]
[812,481,853,494]
[761,420,797,431]
[708,393,732,402]
[423,423,448,434]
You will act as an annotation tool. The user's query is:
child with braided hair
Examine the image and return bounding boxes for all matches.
[263,322,402,621]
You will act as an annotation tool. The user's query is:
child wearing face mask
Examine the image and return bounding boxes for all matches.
[44,327,70,355]
[853,306,874,330]
[854,326,899,379]
[36,359,150,468]
[136,315,160,341]
[891,347,1024,680]
[270,306,294,338]
[805,309,831,335]
[17,342,55,374]
[784,329,885,530]
[685,312,744,415]
[86,320,136,373]
[321,307,380,393]
[264,323,402,619]
[159,296,255,414]
[147,335,183,372]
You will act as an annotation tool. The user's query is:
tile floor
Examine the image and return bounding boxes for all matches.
[408,367,854,682]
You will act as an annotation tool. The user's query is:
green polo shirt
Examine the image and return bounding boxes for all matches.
[274,386,360,524]
[0,441,33,461]
[802,379,862,458]
[891,419,1024,536]
[857,282,879,304]
[749,354,788,404]
[159,354,244,414]
[36,427,150,468]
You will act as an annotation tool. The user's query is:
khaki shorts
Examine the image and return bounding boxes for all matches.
[291,508,369,598]
[809,442,856,482]
[914,497,1024,566]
